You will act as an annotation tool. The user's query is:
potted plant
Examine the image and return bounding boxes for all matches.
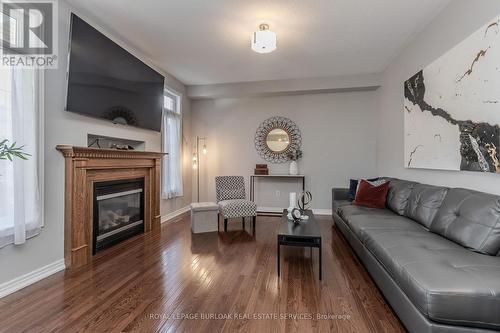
[0,139,30,161]
[286,149,302,175]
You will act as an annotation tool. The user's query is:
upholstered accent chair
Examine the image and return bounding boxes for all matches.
[215,176,257,232]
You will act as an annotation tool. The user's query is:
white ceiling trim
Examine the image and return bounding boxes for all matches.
[187,73,381,99]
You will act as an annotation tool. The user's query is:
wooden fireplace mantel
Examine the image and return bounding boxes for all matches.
[56,145,164,269]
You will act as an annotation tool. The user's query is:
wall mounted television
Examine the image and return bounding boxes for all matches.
[65,13,165,132]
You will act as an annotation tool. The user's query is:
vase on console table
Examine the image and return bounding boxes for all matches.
[289,161,298,175]
[286,148,302,175]
[287,192,297,219]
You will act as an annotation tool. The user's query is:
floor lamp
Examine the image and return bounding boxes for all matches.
[192,136,207,202]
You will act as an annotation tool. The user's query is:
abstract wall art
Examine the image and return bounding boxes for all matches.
[404,15,500,173]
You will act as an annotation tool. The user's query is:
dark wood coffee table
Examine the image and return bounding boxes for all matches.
[277,209,322,280]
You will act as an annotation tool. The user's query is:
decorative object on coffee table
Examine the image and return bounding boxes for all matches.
[286,191,313,221]
[290,208,302,224]
[297,191,312,220]
[254,116,302,163]
[286,149,302,175]
[287,192,297,217]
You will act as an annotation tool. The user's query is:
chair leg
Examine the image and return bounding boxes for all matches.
[252,216,256,236]
[217,213,220,232]
[224,218,228,232]
[242,217,245,230]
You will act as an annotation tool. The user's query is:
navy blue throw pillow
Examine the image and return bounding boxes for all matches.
[348,178,379,201]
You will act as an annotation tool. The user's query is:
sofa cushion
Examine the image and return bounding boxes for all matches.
[431,188,500,255]
[386,179,418,215]
[404,184,448,228]
[363,228,500,330]
[337,204,395,224]
[353,180,390,209]
[347,214,425,243]
[348,177,379,201]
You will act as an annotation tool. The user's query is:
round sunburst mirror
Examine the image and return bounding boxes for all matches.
[255,116,302,163]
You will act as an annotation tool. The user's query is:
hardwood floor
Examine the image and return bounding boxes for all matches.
[0,213,405,333]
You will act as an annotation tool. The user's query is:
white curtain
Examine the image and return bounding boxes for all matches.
[0,68,42,248]
[161,105,183,199]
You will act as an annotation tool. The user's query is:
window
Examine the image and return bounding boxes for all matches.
[0,11,18,46]
[0,67,43,248]
[161,89,183,199]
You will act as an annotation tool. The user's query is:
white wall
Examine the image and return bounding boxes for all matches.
[0,0,192,286]
[192,91,379,211]
[377,0,500,194]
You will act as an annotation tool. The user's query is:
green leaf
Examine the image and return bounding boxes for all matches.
[0,139,30,162]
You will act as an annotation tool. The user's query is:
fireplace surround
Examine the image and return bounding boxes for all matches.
[57,145,163,269]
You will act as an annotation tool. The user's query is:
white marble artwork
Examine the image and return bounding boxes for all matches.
[404,15,500,173]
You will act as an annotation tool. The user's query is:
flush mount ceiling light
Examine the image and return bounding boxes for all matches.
[251,23,277,54]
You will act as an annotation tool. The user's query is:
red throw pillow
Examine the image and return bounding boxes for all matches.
[353,180,390,209]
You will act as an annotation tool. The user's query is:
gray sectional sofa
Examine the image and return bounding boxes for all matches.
[332,178,500,333]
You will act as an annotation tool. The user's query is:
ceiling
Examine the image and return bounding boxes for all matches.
[65,0,451,85]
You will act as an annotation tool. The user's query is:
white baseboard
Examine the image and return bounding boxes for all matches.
[312,209,333,216]
[258,207,332,216]
[161,205,191,224]
[0,259,65,299]
[257,206,284,213]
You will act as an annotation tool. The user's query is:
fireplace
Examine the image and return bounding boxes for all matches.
[57,145,162,269]
[93,178,144,254]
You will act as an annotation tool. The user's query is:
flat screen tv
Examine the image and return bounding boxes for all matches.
[66,14,164,132]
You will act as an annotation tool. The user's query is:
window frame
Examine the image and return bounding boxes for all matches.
[36,69,45,228]
[161,86,183,199]
[164,88,181,115]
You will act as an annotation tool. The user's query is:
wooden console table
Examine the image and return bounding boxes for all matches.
[250,174,305,216]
